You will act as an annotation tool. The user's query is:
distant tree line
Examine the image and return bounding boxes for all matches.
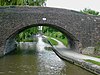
[16,27,39,42]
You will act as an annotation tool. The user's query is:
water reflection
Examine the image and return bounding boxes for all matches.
[0,37,95,75]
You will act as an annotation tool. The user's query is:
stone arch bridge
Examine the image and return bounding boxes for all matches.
[0,6,100,56]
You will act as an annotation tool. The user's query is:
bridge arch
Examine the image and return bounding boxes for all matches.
[4,23,78,55]
[0,6,100,56]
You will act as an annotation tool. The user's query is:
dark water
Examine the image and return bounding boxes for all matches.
[0,40,95,75]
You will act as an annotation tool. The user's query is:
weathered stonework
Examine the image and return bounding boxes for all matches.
[0,6,100,56]
[4,38,17,55]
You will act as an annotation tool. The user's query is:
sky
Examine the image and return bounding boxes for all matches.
[46,0,100,12]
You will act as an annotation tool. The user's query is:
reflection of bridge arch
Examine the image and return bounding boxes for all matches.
[0,7,100,56]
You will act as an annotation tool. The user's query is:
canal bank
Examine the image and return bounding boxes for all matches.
[52,48,100,75]
[49,37,100,75]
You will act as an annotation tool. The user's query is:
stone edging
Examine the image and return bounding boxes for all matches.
[52,47,100,75]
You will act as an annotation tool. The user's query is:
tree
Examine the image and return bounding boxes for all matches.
[15,27,39,42]
[80,8,99,16]
[0,0,46,6]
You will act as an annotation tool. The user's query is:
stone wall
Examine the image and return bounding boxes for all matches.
[82,47,95,55]
[0,6,100,56]
[4,38,17,55]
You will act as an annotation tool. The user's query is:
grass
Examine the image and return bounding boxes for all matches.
[95,56,100,58]
[47,37,58,45]
[55,37,68,47]
[85,60,100,66]
[44,32,69,47]
[44,36,68,47]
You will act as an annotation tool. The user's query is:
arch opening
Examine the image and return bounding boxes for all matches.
[4,24,78,55]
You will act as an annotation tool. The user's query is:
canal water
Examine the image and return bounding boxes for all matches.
[0,37,95,75]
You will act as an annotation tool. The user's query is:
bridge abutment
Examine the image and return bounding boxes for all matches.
[0,38,17,57]
[0,46,4,57]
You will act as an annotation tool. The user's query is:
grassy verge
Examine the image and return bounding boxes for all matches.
[85,60,100,66]
[47,37,58,45]
[95,56,100,58]
[44,32,69,47]
[48,36,68,47]
[55,37,68,47]
[44,36,68,47]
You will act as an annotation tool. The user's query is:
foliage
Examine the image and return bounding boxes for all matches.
[42,26,69,47]
[42,26,66,39]
[85,60,100,66]
[16,27,39,42]
[55,37,68,47]
[47,37,58,45]
[0,0,46,6]
[42,37,58,45]
[80,8,99,15]
[95,56,100,58]
[21,38,33,42]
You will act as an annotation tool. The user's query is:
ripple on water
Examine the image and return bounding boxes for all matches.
[0,72,5,74]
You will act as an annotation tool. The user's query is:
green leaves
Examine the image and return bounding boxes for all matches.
[16,27,39,42]
[42,26,69,47]
[0,0,46,6]
[80,8,99,16]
